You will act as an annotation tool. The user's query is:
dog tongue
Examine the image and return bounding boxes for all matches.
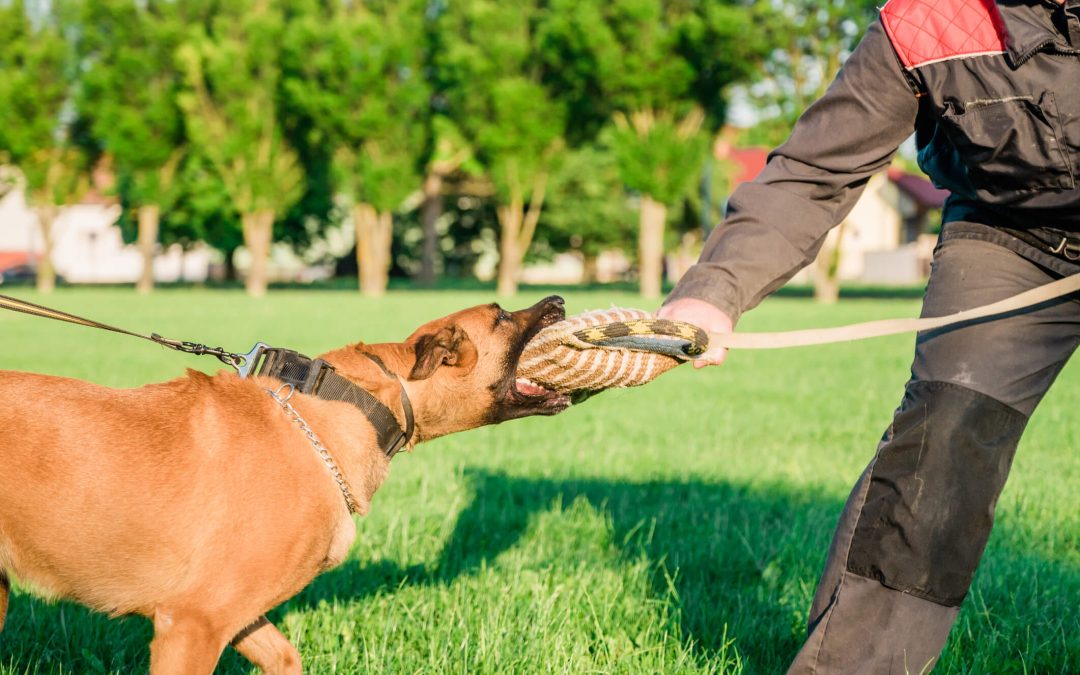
[515,377,550,396]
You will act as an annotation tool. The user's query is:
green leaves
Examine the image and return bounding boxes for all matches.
[0,0,81,204]
[609,108,708,209]
[75,0,186,208]
[282,0,430,213]
[0,0,802,292]
[537,0,761,214]
[176,0,303,218]
[477,78,567,204]
[436,0,568,205]
[747,0,879,142]
[537,144,636,260]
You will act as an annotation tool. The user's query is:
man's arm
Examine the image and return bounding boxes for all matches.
[661,20,920,365]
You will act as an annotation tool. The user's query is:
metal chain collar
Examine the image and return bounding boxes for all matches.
[266,384,360,514]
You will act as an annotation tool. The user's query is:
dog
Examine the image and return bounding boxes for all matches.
[0,296,569,674]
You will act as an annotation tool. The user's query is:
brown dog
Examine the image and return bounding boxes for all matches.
[0,296,569,674]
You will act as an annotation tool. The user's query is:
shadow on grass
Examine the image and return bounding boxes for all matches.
[285,471,844,672]
[285,470,1080,673]
[0,600,152,674]
[2,471,1075,673]
[1,473,827,673]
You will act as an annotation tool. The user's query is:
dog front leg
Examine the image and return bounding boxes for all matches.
[231,616,302,675]
[149,609,228,675]
[0,571,9,633]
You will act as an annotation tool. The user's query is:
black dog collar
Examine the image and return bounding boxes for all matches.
[247,346,414,458]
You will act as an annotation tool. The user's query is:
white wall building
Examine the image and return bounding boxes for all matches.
[0,186,211,284]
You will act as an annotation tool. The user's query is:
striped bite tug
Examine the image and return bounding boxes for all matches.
[516,308,708,396]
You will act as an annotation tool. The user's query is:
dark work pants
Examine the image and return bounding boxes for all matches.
[788,230,1080,674]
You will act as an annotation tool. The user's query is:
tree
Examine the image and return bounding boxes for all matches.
[77,0,186,294]
[416,115,481,286]
[597,0,705,299]
[143,151,244,280]
[283,0,430,296]
[177,0,303,297]
[534,143,636,282]
[538,0,765,298]
[747,0,877,143]
[610,108,708,298]
[0,0,84,294]
[745,0,878,303]
[435,0,568,296]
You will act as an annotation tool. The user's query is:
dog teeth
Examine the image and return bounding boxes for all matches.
[514,377,550,397]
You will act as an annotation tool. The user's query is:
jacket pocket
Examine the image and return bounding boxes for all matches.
[941,92,1074,194]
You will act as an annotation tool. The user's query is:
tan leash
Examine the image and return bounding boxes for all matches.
[0,292,414,459]
[571,274,1080,358]
[707,273,1080,351]
[0,292,255,368]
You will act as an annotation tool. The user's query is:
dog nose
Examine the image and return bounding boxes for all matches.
[542,295,564,309]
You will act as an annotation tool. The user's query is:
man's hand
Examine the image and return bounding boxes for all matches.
[657,298,734,368]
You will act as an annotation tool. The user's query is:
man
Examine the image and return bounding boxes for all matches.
[659,0,1079,672]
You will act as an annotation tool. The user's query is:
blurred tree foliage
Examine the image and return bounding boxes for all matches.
[433,0,570,296]
[0,0,881,294]
[177,0,304,297]
[740,0,878,303]
[0,0,85,294]
[533,144,636,281]
[537,0,767,297]
[284,0,430,297]
[741,0,878,147]
[76,0,188,293]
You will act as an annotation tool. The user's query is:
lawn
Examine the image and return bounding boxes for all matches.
[0,287,1076,674]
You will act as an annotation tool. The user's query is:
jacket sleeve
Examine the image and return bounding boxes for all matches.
[665,20,920,323]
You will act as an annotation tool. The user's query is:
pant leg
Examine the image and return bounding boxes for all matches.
[789,237,1080,674]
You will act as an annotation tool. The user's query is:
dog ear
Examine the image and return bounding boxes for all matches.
[409,325,471,380]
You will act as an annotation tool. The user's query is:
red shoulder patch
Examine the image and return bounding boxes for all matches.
[881,0,1007,69]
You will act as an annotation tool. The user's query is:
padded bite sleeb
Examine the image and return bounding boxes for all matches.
[516,308,707,394]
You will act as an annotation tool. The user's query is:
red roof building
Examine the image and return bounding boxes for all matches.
[711,135,950,283]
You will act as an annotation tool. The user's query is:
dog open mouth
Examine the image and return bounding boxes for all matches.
[496,296,572,418]
[513,376,554,397]
[506,372,570,413]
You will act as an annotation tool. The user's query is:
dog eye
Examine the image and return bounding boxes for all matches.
[496,309,512,324]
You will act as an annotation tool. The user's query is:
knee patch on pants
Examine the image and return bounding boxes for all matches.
[846,380,1027,607]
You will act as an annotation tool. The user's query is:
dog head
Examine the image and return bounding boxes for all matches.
[338,295,570,442]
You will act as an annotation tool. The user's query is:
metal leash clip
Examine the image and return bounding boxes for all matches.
[150,335,269,373]
[234,342,272,378]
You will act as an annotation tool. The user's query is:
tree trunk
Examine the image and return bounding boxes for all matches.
[242,209,275,297]
[419,171,443,287]
[812,223,846,304]
[136,204,160,294]
[223,245,239,282]
[496,199,524,297]
[354,203,391,297]
[638,194,667,299]
[582,254,599,284]
[35,205,58,294]
[495,170,548,298]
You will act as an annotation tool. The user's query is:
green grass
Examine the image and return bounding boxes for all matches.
[0,287,1076,674]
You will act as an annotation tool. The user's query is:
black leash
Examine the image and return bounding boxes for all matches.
[0,292,414,457]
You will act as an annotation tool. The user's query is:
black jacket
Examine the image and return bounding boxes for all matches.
[669,0,1080,322]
